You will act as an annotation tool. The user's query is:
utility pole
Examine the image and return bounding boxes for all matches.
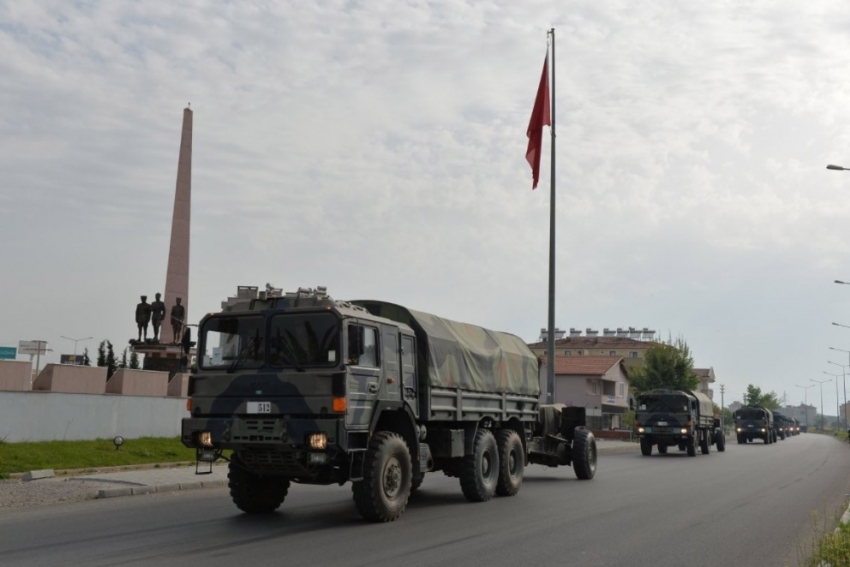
[796,384,815,428]
[720,384,725,412]
[811,378,830,429]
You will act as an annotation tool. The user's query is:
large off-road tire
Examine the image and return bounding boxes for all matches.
[640,437,652,456]
[573,429,597,480]
[764,433,771,444]
[495,429,524,496]
[779,430,785,440]
[700,431,710,455]
[460,429,500,502]
[678,441,686,451]
[657,443,668,454]
[352,431,412,522]
[715,430,726,452]
[772,430,778,443]
[736,434,744,445]
[228,456,290,514]
[686,435,696,457]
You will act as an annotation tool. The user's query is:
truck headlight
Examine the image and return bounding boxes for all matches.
[638,427,645,433]
[736,428,742,433]
[680,428,688,434]
[308,433,327,450]
[761,428,765,432]
[195,430,213,448]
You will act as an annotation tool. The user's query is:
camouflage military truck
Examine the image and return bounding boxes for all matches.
[633,389,724,457]
[181,286,596,522]
[734,406,775,444]
[773,412,792,440]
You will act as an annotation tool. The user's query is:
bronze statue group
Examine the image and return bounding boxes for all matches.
[135,293,185,343]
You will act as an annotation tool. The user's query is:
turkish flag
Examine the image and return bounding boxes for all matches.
[526,55,551,189]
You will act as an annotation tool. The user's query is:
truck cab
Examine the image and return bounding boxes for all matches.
[634,389,721,457]
[733,407,774,444]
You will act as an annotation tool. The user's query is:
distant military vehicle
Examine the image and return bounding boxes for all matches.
[773,412,793,440]
[181,286,596,522]
[734,406,775,444]
[634,389,724,457]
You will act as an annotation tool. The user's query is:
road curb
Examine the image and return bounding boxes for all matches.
[97,479,227,500]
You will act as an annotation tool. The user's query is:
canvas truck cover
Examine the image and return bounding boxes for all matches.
[352,301,540,396]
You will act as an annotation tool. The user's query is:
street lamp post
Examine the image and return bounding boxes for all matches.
[60,335,92,356]
[811,378,831,429]
[824,370,842,427]
[830,340,850,428]
[796,384,815,427]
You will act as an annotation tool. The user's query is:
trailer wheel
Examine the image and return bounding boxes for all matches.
[686,435,696,457]
[657,443,668,454]
[700,431,710,455]
[715,430,726,452]
[640,437,652,456]
[573,429,597,480]
[352,431,412,522]
[495,430,524,496]
[460,429,500,502]
[228,455,289,514]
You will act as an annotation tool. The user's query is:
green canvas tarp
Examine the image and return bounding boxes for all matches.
[352,301,539,396]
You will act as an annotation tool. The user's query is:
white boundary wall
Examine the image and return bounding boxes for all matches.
[0,391,189,442]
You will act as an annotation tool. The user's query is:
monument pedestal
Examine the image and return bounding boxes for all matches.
[129,341,194,377]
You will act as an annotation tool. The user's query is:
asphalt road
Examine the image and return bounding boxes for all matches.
[2,433,849,567]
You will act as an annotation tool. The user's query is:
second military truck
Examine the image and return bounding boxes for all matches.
[182,286,596,522]
[634,388,725,456]
[734,406,775,444]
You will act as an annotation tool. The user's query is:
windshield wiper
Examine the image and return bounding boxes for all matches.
[227,336,262,374]
[274,335,306,372]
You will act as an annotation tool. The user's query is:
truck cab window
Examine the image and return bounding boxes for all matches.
[348,324,379,367]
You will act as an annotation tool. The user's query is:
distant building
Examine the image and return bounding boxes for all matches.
[529,327,656,373]
[782,404,817,427]
[539,356,630,430]
[692,368,715,401]
[728,401,743,413]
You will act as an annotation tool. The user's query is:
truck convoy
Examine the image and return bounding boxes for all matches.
[633,389,724,456]
[181,286,596,522]
[734,406,775,444]
[773,412,796,440]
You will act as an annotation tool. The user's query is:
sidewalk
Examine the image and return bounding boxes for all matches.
[68,464,229,499]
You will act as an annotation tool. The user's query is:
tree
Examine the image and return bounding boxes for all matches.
[627,336,699,394]
[129,351,140,370]
[97,341,106,368]
[119,348,128,369]
[82,347,91,366]
[743,384,780,411]
[105,341,117,379]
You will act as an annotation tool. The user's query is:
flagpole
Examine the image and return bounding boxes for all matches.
[546,28,556,404]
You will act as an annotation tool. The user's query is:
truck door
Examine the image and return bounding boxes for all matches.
[382,325,400,400]
[401,334,418,419]
[346,322,381,428]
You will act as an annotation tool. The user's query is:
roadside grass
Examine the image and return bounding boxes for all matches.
[797,507,850,567]
[0,437,197,475]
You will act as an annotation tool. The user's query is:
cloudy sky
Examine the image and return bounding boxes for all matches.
[3,0,850,411]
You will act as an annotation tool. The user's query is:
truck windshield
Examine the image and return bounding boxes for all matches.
[735,409,764,420]
[637,396,689,413]
[269,312,340,368]
[200,315,264,370]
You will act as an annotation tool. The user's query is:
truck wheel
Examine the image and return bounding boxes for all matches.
[573,429,597,480]
[640,437,652,456]
[352,431,412,522]
[678,442,686,451]
[736,434,743,445]
[228,456,289,514]
[686,435,696,457]
[715,430,726,452]
[495,430,524,496]
[657,443,668,454]
[700,431,710,455]
[460,429,500,502]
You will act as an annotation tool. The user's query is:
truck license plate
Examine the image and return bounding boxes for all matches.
[657,421,667,426]
[247,401,271,414]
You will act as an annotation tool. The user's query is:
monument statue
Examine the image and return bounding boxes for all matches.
[171,297,185,344]
[135,295,152,341]
[150,292,166,342]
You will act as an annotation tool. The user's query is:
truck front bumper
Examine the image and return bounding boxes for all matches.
[182,416,343,451]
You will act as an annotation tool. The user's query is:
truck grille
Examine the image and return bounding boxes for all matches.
[239,450,307,475]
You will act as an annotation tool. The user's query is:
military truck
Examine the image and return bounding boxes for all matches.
[734,406,775,444]
[633,389,724,457]
[773,412,793,440]
[181,286,596,522]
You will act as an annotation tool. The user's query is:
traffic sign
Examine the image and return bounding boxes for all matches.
[18,340,48,355]
[0,346,16,360]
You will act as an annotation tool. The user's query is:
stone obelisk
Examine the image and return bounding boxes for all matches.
[162,106,192,344]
